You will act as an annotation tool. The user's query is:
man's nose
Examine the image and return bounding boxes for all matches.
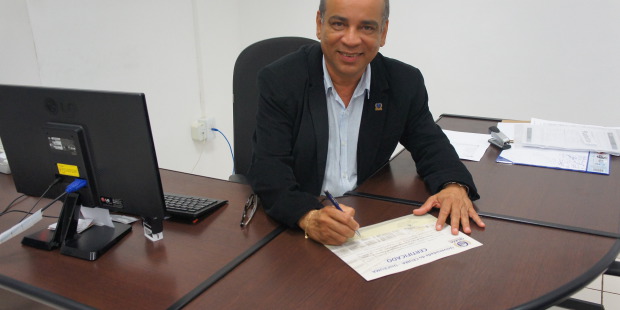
[341,27,362,46]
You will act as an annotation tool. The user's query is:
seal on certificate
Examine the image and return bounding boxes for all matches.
[449,237,470,248]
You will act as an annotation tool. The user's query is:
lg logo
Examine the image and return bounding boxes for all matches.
[45,97,77,117]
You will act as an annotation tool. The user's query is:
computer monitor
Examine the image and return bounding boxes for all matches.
[0,84,166,260]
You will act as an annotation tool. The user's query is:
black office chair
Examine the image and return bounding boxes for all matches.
[229,36,318,184]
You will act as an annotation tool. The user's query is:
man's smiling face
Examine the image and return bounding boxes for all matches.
[316,0,389,84]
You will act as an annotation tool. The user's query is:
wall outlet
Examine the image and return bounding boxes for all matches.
[204,117,215,140]
[191,117,215,142]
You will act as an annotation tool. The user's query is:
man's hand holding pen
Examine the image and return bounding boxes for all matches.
[298,204,360,246]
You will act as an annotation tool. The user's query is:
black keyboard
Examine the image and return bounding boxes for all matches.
[164,193,227,222]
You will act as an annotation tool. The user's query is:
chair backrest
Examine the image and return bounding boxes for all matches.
[231,37,317,181]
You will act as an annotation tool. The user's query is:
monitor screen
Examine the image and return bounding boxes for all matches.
[0,84,166,237]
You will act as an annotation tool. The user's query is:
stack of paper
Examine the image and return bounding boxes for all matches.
[512,118,620,156]
[497,119,613,175]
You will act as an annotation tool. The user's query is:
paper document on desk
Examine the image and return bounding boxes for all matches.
[497,145,610,174]
[513,119,620,156]
[442,129,490,161]
[325,214,482,281]
[496,123,610,174]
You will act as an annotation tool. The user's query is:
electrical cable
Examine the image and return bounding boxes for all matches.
[0,209,60,219]
[6,178,84,222]
[191,136,208,174]
[41,192,68,212]
[41,179,86,213]
[0,192,65,218]
[211,128,236,175]
[18,177,62,222]
[1,194,27,214]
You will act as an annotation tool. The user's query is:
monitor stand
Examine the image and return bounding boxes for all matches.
[22,192,131,261]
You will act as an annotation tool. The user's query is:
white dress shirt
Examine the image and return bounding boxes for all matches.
[320,57,371,197]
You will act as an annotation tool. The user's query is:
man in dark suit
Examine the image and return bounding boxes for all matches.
[248,0,485,245]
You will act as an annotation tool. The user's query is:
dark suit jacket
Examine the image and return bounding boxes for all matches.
[248,43,479,228]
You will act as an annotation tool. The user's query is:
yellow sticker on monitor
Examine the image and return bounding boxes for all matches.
[57,163,80,177]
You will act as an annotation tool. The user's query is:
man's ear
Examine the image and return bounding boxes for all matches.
[316,10,323,40]
[380,19,389,47]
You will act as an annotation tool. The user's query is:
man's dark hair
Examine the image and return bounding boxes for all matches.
[319,0,390,25]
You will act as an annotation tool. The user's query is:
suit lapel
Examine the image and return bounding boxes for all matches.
[357,56,389,178]
[306,45,329,184]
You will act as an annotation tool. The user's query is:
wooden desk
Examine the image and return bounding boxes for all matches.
[0,170,280,309]
[189,195,620,309]
[1,114,619,309]
[188,115,620,309]
[354,114,620,237]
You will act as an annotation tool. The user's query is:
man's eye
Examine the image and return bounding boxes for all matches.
[361,26,377,33]
[331,22,345,30]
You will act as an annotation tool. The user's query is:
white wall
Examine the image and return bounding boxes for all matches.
[24,0,208,178]
[191,0,240,178]
[1,0,619,180]
[383,0,620,126]
[0,0,40,85]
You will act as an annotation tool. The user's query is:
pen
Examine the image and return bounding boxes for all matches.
[324,190,361,237]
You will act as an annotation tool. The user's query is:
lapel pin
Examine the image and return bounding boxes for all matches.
[374,103,383,111]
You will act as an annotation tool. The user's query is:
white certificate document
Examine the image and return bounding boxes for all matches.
[326,214,482,281]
